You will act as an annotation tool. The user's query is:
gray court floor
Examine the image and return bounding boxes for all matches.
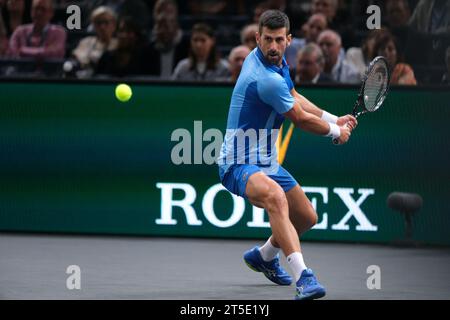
[0,233,449,300]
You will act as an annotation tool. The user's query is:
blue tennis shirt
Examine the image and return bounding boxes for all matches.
[218,47,295,179]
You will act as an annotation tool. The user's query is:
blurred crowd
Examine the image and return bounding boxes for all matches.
[0,0,449,85]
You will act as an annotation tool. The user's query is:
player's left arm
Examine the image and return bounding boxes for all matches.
[290,88,357,128]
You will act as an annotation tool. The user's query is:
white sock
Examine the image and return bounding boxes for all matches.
[287,252,307,282]
[258,238,280,262]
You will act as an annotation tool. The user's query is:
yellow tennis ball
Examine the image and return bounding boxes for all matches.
[115,83,132,102]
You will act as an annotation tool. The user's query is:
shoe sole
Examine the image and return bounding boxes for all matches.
[295,290,326,300]
[244,259,261,272]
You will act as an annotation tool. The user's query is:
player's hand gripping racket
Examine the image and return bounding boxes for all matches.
[333,56,390,145]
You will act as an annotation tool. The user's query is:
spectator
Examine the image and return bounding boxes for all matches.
[385,0,411,29]
[240,23,258,50]
[311,0,337,25]
[409,0,450,34]
[311,0,355,48]
[285,13,327,67]
[67,6,117,78]
[228,44,250,82]
[185,0,227,15]
[317,29,360,83]
[8,0,66,59]
[91,0,151,32]
[442,47,450,84]
[294,43,333,84]
[1,0,31,37]
[373,30,417,85]
[96,16,151,77]
[345,28,387,77]
[263,0,304,28]
[405,0,450,68]
[172,23,229,81]
[253,1,270,24]
[147,0,189,79]
[303,12,328,44]
[384,0,411,59]
[0,12,7,56]
[152,0,176,17]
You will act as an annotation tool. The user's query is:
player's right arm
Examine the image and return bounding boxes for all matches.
[258,74,351,145]
[291,89,357,130]
[284,101,351,145]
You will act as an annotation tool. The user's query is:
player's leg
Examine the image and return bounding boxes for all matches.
[266,168,325,300]
[285,185,318,236]
[241,171,294,285]
[268,185,318,272]
[245,172,300,256]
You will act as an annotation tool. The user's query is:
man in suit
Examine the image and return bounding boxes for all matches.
[146,0,189,78]
[293,43,334,84]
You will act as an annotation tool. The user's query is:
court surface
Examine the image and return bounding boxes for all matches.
[1,233,449,300]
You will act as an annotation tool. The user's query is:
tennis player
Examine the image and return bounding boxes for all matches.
[218,10,357,300]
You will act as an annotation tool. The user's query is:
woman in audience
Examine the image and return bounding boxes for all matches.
[345,28,386,77]
[372,30,417,85]
[96,16,151,77]
[172,23,229,81]
[68,6,117,78]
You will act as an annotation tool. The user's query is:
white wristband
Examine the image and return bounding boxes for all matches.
[326,123,340,139]
[321,111,338,124]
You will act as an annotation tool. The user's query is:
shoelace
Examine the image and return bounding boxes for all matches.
[269,259,281,271]
[267,259,289,277]
[300,274,317,286]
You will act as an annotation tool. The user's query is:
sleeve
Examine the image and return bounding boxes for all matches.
[8,27,23,57]
[397,63,417,85]
[257,74,295,114]
[43,27,66,59]
[172,59,186,80]
[72,37,90,64]
[18,27,66,59]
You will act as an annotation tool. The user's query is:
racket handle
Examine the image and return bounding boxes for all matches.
[333,122,354,145]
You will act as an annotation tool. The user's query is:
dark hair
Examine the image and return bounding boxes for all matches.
[119,16,144,40]
[258,10,290,34]
[372,29,398,62]
[362,28,388,61]
[189,23,220,71]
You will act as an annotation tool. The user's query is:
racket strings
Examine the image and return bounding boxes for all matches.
[364,62,388,111]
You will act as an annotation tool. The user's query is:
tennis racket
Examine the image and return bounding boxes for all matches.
[333,56,390,144]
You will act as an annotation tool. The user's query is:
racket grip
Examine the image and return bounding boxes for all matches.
[332,122,352,145]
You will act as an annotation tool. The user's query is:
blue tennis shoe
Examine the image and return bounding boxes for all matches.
[295,268,326,300]
[243,246,292,286]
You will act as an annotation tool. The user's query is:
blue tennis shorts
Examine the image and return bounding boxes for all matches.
[219,164,298,199]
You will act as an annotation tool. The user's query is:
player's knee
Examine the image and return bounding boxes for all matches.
[295,206,318,233]
[307,211,318,228]
[301,202,319,229]
[264,189,288,216]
